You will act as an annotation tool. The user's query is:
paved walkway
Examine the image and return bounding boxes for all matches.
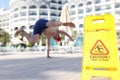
[0,53,113,80]
[0,53,82,80]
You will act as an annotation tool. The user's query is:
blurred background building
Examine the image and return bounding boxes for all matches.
[0,0,120,48]
[67,0,120,47]
[0,0,68,47]
[68,0,120,36]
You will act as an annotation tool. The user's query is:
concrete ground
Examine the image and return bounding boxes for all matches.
[0,52,112,80]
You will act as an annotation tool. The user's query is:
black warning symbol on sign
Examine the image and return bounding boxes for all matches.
[90,40,109,55]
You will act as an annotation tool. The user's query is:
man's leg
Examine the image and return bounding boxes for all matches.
[46,21,75,28]
[15,29,39,45]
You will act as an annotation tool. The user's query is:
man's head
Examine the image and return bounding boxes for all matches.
[54,34,61,42]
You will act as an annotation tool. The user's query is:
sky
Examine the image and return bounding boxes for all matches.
[0,0,10,9]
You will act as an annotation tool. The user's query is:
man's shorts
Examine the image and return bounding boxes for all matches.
[33,19,49,35]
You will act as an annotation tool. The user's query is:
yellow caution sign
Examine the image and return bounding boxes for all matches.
[81,14,120,80]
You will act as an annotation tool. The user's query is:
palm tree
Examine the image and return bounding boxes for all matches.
[0,28,10,46]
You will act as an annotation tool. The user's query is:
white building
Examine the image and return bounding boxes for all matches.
[67,0,120,37]
[0,8,10,31]
[1,0,120,46]
[0,0,67,46]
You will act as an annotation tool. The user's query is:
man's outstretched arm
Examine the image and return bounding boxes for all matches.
[57,30,74,41]
[46,38,51,58]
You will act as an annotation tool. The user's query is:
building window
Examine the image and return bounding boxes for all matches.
[106,5,111,9]
[14,20,18,23]
[51,19,56,21]
[86,8,92,13]
[87,1,92,5]
[3,19,6,22]
[115,10,120,14]
[14,8,19,11]
[20,18,26,21]
[71,17,75,20]
[20,12,27,16]
[58,7,62,10]
[79,24,83,28]
[20,26,26,29]
[14,27,18,30]
[78,3,83,7]
[70,11,76,15]
[51,0,56,3]
[3,24,5,26]
[21,6,27,9]
[58,13,61,16]
[58,1,62,4]
[14,13,18,18]
[39,12,48,15]
[78,16,84,19]
[71,5,75,8]
[29,5,37,9]
[50,6,57,9]
[95,6,101,11]
[29,25,34,29]
[40,5,47,8]
[115,3,120,8]
[29,18,36,21]
[51,13,57,16]
[29,11,37,15]
[95,0,101,4]
[78,9,84,14]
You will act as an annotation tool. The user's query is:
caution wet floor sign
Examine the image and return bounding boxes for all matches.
[81,14,120,80]
[90,40,109,55]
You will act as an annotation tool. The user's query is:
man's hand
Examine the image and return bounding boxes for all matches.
[63,22,75,28]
